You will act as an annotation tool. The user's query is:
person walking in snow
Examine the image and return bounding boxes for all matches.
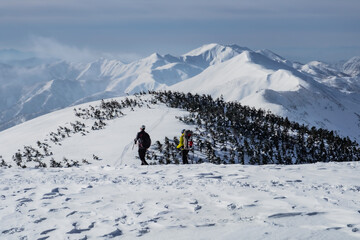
[177,129,193,164]
[134,125,151,165]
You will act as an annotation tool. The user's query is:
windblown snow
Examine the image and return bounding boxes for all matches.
[1,162,360,239]
[0,96,359,239]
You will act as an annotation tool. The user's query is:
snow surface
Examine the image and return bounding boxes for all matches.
[1,162,360,239]
[0,96,360,239]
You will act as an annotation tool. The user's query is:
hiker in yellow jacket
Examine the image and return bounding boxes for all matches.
[177,129,189,164]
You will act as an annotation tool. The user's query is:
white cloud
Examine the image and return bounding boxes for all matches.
[28,36,141,63]
[29,36,96,62]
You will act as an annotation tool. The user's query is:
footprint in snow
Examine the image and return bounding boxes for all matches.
[227,203,237,210]
[227,173,238,176]
[197,173,223,179]
[197,173,214,178]
[34,217,47,224]
[347,224,359,233]
[156,210,170,216]
[67,222,95,234]
[115,215,127,224]
[2,227,25,235]
[285,180,302,183]
[268,212,303,218]
[244,203,257,208]
[189,199,198,205]
[40,228,56,235]
[38,237,50,240]
[195,223,216,228]
[167,225,187,229]
[102,228,123,238]
[91,200,102,204]
[194,205,202,211]
[268,212,325,219]
[137,227,150,237]
[269,167,282,170]
[42,188,65,200]
[23,187,36,193]
[16,197,33,203]
[326,227,342,231]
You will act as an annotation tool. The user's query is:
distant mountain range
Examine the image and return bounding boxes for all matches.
[0,44,360,141]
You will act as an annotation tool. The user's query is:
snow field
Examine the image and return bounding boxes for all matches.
[0,96,192,167]
[0,163,360,239]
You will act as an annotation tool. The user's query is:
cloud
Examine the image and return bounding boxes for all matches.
[29,36,96,62]
[28,36,142,63]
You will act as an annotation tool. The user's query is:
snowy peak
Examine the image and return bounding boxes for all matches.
[343,56,360,76]
[181,43,250,68]
[171,50,306,102]
[312,60,345,75]
[182,43,224,56]
[226,44,252,53]
[46,60,84,81]
[297,60,349,78]
[257,49,293,67]
[77,58,124,80]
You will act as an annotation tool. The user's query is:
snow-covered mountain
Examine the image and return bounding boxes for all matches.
[1,44,360,141]
[171,50,360,141]
[343,56,360,77]
[296,61,350,79]
[0,94,359,239]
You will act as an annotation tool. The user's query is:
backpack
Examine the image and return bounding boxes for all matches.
[139,132,151,149]
[183,130,193,150]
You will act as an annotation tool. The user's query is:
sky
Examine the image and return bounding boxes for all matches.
[0,0,360,63]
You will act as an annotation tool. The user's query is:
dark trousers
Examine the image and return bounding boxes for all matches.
[182,150,189,164]
[138,149,148,165]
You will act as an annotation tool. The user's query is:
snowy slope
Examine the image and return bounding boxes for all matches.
[343,56,360,77]
[171,50,307,101]
[181,43,249,68]
[0,95,359,239]
[296,61,349,79]
[256,49,293,67]
[0,95,191,167]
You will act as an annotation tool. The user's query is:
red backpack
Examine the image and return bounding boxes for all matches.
[183,130,193,150]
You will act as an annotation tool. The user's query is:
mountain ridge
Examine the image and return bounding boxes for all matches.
[0,43,360,141]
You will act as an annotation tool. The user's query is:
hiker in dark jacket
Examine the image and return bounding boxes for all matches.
[134,125,151,165]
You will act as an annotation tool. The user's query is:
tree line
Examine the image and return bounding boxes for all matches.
[146,91,360,165]
[1,91,359,168]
